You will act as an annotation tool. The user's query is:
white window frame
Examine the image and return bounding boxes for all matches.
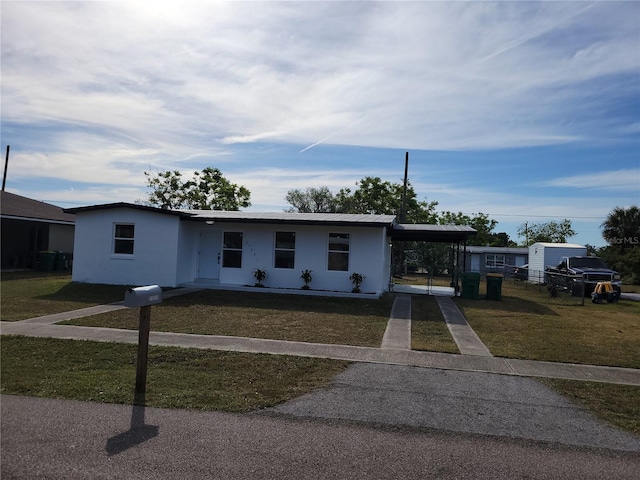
[222,231,243,268]
[113,223,135,256]
[274,231,296,269]
[327,232,350,271]
[485,254,505,268]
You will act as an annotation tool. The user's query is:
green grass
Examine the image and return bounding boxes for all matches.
[539,378,640,435]
[454,280,640,368]
[3,273,639,435]
[0,336,349,412]
[1,272,129,321]
[411,295,459,353]
[62,289,394,347]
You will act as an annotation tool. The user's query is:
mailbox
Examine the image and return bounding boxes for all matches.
[124,285,163,308]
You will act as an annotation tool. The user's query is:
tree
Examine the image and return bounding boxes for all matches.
[601,206,640,253]
[284,177,439,222]
[340,177,438,222]
[599,206,640,285]
[517,219,576,246]
[285,187,339,213]
[145,167,251,210]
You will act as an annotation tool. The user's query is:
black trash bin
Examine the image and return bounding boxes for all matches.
[56,252,72,270]
[486,273,504,300]
[461,272,481,299]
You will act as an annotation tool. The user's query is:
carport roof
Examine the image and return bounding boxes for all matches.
[389,224,476,243]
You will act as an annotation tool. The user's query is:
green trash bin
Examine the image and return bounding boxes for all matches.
[461,272,481,299]
[486,273,504,300]
[39,251,57,271]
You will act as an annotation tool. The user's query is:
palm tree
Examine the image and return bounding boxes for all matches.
[601,206,640,252]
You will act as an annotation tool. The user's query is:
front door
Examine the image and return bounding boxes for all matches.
[198,229,222,279]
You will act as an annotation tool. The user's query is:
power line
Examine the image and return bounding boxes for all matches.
[456,212,604,220]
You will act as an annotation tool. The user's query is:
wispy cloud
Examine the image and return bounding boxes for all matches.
[3,1,638,155]
[539,169,640,191]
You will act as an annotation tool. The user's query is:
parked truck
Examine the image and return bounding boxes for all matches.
[545,256,622,297]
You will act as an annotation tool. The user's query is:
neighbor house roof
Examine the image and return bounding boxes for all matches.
[1,191,75,224]
[465,246,529,254]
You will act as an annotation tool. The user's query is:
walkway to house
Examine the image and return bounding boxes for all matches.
[2,288,639,386]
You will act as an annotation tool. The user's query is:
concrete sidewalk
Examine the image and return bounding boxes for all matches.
[436,296,493,357]
[2,291,639,386]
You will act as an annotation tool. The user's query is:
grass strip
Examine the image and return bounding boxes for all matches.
[538,378,640,435]
[1,336,349,412]
[411,295,459,353]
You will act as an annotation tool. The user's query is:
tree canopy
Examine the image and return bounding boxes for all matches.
[601,205,639,253]
[517,219,576,246]
[285,177,438,223]
[285,187,339,213]
[145,167,251,210]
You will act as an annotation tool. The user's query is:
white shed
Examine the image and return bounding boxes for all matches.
[527,242,587,283]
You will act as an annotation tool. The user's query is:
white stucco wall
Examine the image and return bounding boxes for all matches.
[187,222,389,294]
[71,208,181,287]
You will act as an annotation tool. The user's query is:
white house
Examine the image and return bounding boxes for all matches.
[65,203,476,296]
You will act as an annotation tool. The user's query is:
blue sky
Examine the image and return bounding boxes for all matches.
[2,1,639,247]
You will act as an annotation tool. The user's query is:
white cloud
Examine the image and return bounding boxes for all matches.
[3,1,638,154]
[540,169,640,191]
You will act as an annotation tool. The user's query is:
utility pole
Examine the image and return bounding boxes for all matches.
[2,145,9,192]
[400,151,409,222]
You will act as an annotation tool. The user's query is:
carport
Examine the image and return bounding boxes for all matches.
[388,224,476,293]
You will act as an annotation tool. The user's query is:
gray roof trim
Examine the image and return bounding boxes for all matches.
[64,202,193,218]
[182,210,397,227]
[1,214,75,226]
[62,203,396,227]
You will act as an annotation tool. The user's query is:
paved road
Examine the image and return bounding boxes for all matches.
[2,395,639,480]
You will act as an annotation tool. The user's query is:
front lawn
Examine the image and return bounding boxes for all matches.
[62,289,394,347]
[1,272,129,321]
[455,280,640,368]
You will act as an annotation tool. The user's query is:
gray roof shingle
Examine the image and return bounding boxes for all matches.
[1,191,75,224]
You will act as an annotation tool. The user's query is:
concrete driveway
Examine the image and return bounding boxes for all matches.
[271,363,640,452]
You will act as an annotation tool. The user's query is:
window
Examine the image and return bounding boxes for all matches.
[275,231,295,269]
[114,224,135,255]
[223,232,243,268]
[328,233,349,271]
[485,254,505,268]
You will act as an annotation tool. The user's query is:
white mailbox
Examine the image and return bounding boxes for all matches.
[124,285,163,308]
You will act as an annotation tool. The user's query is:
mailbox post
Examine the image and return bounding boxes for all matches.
[124,285,163,403]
